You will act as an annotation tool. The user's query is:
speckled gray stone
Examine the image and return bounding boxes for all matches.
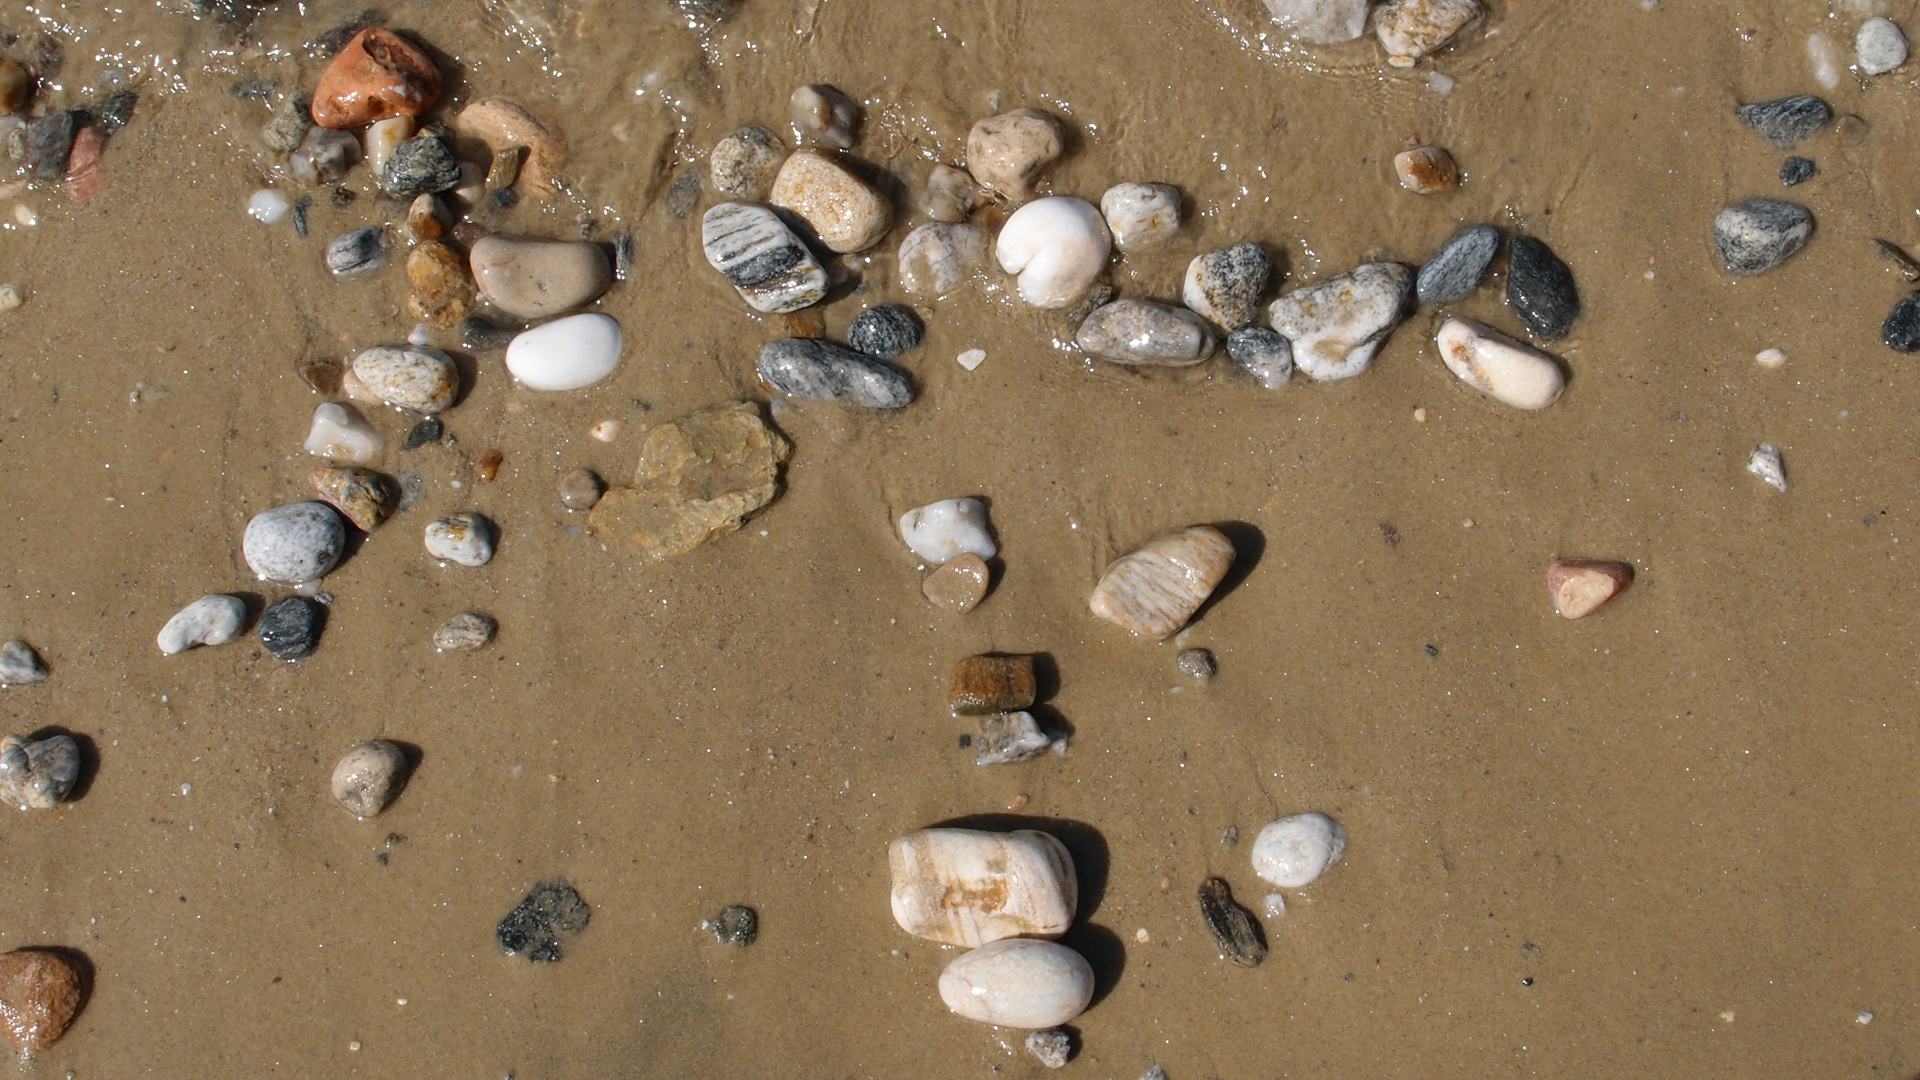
[1735,95,1831,149]
[710,125,786,201]
[243,502,347,584]
[382,134,462,198]
[1779,156,1816,187]
[0,641,47,685]
[1226,327,1293,389]
[1415,223,1500,304]
[702,202,828,313]
[432,611,496,652]
[1075,300,1217,366]
[259,596,324,660]
[1182,244,1270,330]
[847,305,923,360]
[1714,198,1814,275]
[262,93,312,152]
[758,338,913,408]
[0,734,79,809]
[327,225,388,277]
[1505,236,1580,341]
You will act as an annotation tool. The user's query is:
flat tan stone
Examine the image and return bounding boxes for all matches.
[1088,525,1236,639]
[1546,558,1633,619]
[588,402,790,560]
[922,553,989,612]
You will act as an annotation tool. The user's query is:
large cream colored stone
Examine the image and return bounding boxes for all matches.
[889,828,1077,947]
[1088,526,1235,639]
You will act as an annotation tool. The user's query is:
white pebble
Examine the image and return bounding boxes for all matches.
[937,939,1095,1029]
[157,595,247,655]
[1747,443,1787,492]
[363,115,414,178]
[407,323,432,346]
[1808,31,1844,89]
[898,498,997,563]
[1428,72,1455,94]
[590,419,623,442]
[1858,1010,1875,1025]
[889,828,1076,946]
[304,402,385,464]
[1857,17,1908,74]
[1264,893,1287,918]
[994,197,1111,309]
[0,284,21,311]
[13,204,35,227]
[1099,182,1181,252]
[1755,347,1786,369]
[504,313,622,391]
[425,513,495,567]
[1435,317,1565,410]
[247,189,291,225]
[1251,812,1347,888]
[957,348,987,371]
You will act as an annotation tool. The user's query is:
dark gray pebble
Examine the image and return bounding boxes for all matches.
[327,225,387,277]
[1197,877,1266,967]
[1416,223,1501,304]
[498,878,591,962]
[1779,156,1816,187]
[847,305,923,360]
[25,110,78,181]
[1736,94,1832,149]
[461,315,520,352]
[405,418,443,449]
[258,596,325,660]
[1883,291,1920,352]
[1177,648,1216,679]
[612,232,635,282]
[1713,197,1814,275]
[705,905,758,946]
[229,76,279,100]
[329,186,356,207]
[93,89,136,134]
[758,338,914,409]
[489,187,517,210]
[1506,236,1580,341]
[292,195,312,238]
[1225,327,1293,389]
[382,134,462,199]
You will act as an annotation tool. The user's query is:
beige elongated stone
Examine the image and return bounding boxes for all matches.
[1435,317,1565,410]
[1088,526,1236,639]
[1546,559,1633,619]
[888,828,1077,947]
[769,149,891,254]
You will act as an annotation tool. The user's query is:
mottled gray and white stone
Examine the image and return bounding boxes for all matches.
[1857,18,1908,75]
[1026,1030,1072,1070]
[1748,443,1787,493]
[899,223,988,296]
[425,513,495,567]
[433,611,496,652]
[1735,95,1832,149]
[352,344,459,413]
[1075,300,1217,366]
[1374,0,1482,66]
[1714,198,1814,275]
[1262,0,1370,43]
[710,125,786,201]
[701,201,828,313]
[1416,223,1500,303]
[157,595,248,654]
[847,305,923,360]
[976,711,1054,765]
[245,502,347,584]
[1506,236,1580,341]
[1183,243,1270,330]
[332,740,408,817]
[1226,327,1293,389]
[1099,183,1181,252]
[262,93,312,153]
[1267,262,1413,381]
[327,225,388,277]
[759,338,913,408]
[382,134,462,198]
[291,125,361,185]
[0,734,79,809]
[0,641,47,685]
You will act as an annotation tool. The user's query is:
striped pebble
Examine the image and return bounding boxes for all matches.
[701,201,828,314]
[1087,525,1236,639]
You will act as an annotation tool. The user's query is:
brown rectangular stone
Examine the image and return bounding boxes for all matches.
[948,654,1036,715]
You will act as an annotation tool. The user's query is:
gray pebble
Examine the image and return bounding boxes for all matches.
[1415,223,1501,304]
[0,641,47,685]
[705,905,758,946]
[1177,647,1216,679]
[243,502,347,584]
[709,125,787,201]
[612,231,635,282]
[1882,291,1920,352]
[757,338,913,408]
[1075,300,1217,366]
[1857,17,1908,75]
[404,417,443,449]
[498,878,591,962]
[327,225,388,277]
[702,202,828,314]
[25,110,78,181]
[666,167,702,219]
[1025,1029,1072,1069]
[557,467,604,510]
[460,314,520,351]
[92,89,136,135]
[1225,327,1293,389]
[1713,197,1814,275]
[975,711,1053,764]
[1735,94,1831,149]
[0,734,79,809]
[1506,236,1580,341]
[847,305,923,360]
[1779,156,1815,187]
[258,596,324,660]
[382,134,462,198]
[262,92,311,152]
[291,194,312,238]
[432,611,496,652]
[291,125,360,185]
[1182,243,1270,330]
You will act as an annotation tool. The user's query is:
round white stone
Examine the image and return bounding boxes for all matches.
[898,498,996,563]
[305,403,386,464]
[1857,17,1908,74]
[1251,812,1347,888]
[243,502,347,584]
[937,939,1095,1029]
[1434,317,1565,410]
[425,513,495,567]
[994,197,1111,309]
[504,314,622,391]
[247,189,291,225]
[157,595,247,655]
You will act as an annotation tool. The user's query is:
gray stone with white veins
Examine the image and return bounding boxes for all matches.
[1734,95,1831,149]
[1714,198,1814,275]
[327,225,388,277]
[382,134,462,198]
[0,641,47,685]
[1182,243,1270,330]
[1267,262,1413,381]
[976,711,1053,764]
[1416,223,1500,303]
[1075,300,1217,366]
[701,201,828,313]
[757,338,913,408]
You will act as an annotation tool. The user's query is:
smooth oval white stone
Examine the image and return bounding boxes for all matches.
[247,189,290,225]
[889,828,1077,947]
[363,115,414,179]
[995,197,1111,309]
[157,595,247,655]
[244,502,347,584]
[898,498,996,562]
[1434,317,1564,409]
[305,402,385,463]
[1858,18,1909,74]
[505,314,622,391]
[938,939,1095,1029]
[1251,812,1347,888]
[425,513,495,566]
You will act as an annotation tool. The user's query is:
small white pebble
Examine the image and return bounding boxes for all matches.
[13,204,35,227]
[1747,443,1787,492]
[407,323,432,346]
[180,783,191,795]
[397,998,408,1006]
[1462,518,1475,528]
[1132,928,1149,943]
[590,420,622,442]
[1413,407,1427,422]
[1856,17,1908,75]
[1755,347,1786,368]
[1858,1010,1874,1025]
[348,1041,361,1052]
[1427,72,1454,94]
[1808,31,1844,90]
[247,189,291,225]
[1643,270,1656,280]
[957,348,987,371]
[1264,893,1286,918]
[0,283,21,311]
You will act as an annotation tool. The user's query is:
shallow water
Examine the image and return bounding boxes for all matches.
[1,0,1918,1075]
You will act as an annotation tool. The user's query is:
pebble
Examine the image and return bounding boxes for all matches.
[1268,262,1413,380]
[1883,291,1920,351]
[1756,347,1788,368]
[1183,244,1270,330]
[1177,647,1217,679]
[923,553,990,612]
[966,108,1063,200]
[923,163,982,223]
[612,232,635,281]
[1545,558,1633,620]
[847,305,923,360]
[310,27,442,129]
[939,939,1095,1029]
[1809,30,1845,89]
[1416,224,1500,303]
[351,344,458,413]
[24,111,77,181]
[701,201,829,313]
[1506,236,1580,340]
[587,402,789,559]
[1747,443,1787,493]
[996,197,1111,309]
[0,641,47,685]
[956,347,988,371]
[1226,327,1293,389]
[424,513,494,566]
[0,948,86,1051]
[790,84,860,149]
[432,611,496,653]
[363,114,411,177]
[64,125,104,205]
[1779,156,1816,187]
[405,241,473,329]
[290,125,361,185]
[899,498,995,562]
[1714,198,1814,276]
[380,133,461,199]
[0,735,77,810]
[1374,0,1482,65]
[769,149,892,254]
[976,712,1055,764]
[590,419,623,442]
[1026,1029,1072,1069]
[557,467,604,510]
[1100,182,1181,251]
[1075,300,1217,366]
[472,235,613,319]
[248,188,290,225]
[1435,317,1565,410]
[1197,877,1267,967]
[1252,812,1347,888]
[0,285,21,312]
[0,62,27,116]
[1735,94,1831,149]
[258,596,325,660]
[461,314,520,352]
[706,905,758,946]
[305,403,385,463]
[1262,0,1370,43]
[505,313,622,391]
[890,828,1077,946]
[327,225,388,277]
[950,654,1037,715]
[1857,17,1908,74]
[244,502,347,583]
[709,125,786,201]
[310,464,399,529]
[262,92,312,152]
[488,145,525,195]
[900,222,989,296]
[156,595,246,654]
[1394,145,1460,193]
[497,878,591,962]
[331,739,408,817]
[1264,894,1287,918]
[758,338,913,408]
[1088,525,1236,640]
[455,98,564,200]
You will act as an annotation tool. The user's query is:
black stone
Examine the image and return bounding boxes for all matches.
[1779,156,1816,187]
[93,89,136,134]
[1736,95,1832,149]
[1416,223,1501,304]
[498,879,591,962]
[1713,198,1814,275]
[489,187,518,210]
[1197,877,1266,967]
[405,418,444,448]
[292,195,312,239]
[706,905,757,946]
[1883,292,1920,352]
[329,186,356,207]
[258,597,324,660]
[25,110,79,181]
[1506,236,1580,341]
[758,338,913,408]
[326,226,387,277]
[381,135,462,199]
[461,315,520,352]
[847,305,924,360]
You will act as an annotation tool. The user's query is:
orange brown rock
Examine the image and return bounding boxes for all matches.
[406,240,473,329]
[311,29,441,129]
[0,948,85,1051]
[64,124,104,205]
[1546,558,1633,619]
[1394,145,1460,194]
[949,654,1037,715]
[922,553,989,612]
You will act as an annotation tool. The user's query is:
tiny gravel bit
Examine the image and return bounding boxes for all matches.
[1197,877,1267,967]
[705,905,758,946]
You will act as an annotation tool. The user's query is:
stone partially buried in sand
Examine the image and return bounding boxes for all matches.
[310,28,441,129]
[923,553,989,612]
[455,97,565,200]
[588,401,790,560]
[1545,558,1633,619]
[889,828,1077,946]
[0,948,87,1051]
[1088,525,1236,639]
[949,654,1037,715]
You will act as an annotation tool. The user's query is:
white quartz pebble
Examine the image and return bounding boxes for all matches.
[304,402,386,464]
[157,595,247,655]
[1251,812,1347,888]
[1435,317,1565,409]
[889,828,1077,946]
[1808,31,1844,89]
[425,513,495,566]
[505,314,622,391]
[1748,443,1787,492]
[957,348,987,371]
[1857,17,1908,74]
[898,498,996,563]
[1755,347,1786,369]
[1100,183,1181,252]
[938,939,1095,1029]
[994,197,1111,310]
[247,189,290,225]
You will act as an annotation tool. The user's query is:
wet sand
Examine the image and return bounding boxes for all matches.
[1,0,1918,1075]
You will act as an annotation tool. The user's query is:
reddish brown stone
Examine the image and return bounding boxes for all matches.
[0,949,85,1051]
[1546,558,1633,619]
[64,124,103,205]
[311,28,442,130]
[949,654,1037,715]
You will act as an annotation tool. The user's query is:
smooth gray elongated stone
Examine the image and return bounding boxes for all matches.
[1714,198,1813,275]
[1506,236,1580,341]
[1734,95,1831,149]
[757,338,912,408]
[26,111,80,181]
[1416,223,1500,303]
[1076,300,1216,366]
[702,201,827,313]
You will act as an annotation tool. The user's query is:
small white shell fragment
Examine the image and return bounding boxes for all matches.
[12,204,34,227]
[937,938,1096,1029]
[504,313,622,391]
[994,197,1111,309]
[1747,443,1787,492]
[957,348,987,371]
[898,498,997,563]
[157,595,248,655]
[1251,812,1347,888]
[363,115,414,179]
[1808,31,1844,89]
[1755,347,1786,369]
[889,828,1077,946]
[305,402,386,464]
[247,189,291,225]
[1088,525,1236,640]
[1435,317,1565,409]
[590,419,623,442]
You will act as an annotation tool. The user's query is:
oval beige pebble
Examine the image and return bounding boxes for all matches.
[1088,525,1236,640]
[1546,559,1633,619]
[938,938,1095,1029]
[331,740,409,817]
[1435,317,1565,410]
[923,552,989,612]
[890,828,1077,946]
[470,236,612,320]
[432,611,496,651]
[965,108,1063,200]
[557,467,604,510]
[351,345,458,414]
[768,149,891,254]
